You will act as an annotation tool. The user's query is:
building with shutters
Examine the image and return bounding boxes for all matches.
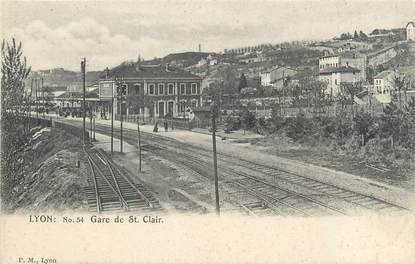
[98,62,203,119]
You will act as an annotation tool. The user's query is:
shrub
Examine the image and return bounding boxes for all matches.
[285,113,312,142]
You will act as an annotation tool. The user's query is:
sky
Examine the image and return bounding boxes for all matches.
[1,0,414,71]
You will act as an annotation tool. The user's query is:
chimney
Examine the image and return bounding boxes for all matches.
[105,67,110,79]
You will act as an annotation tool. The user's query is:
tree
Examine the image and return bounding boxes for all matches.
[353,30,359,40]
[340,81,362,117]
[1,38,31,209]
[340,32,353,40]
[370,29,380,35]
[353,109,375,145]
[379,103,410,148]
[309,79,328,116]
[1,38,31,114]
[359,31,368,41]
[393,73,407,109]
[238,73,247,92]
[240,107,256,134]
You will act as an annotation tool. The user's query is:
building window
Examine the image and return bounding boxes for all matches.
[168,83,174,95]
[180,83,186,95]
[149,84,155,95]
[191,83,197,94]
[158,84,164,95]
[134,84,140,94]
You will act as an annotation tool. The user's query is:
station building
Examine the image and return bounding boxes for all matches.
[97,62,203,120]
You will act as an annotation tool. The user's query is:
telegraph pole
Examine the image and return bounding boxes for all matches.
[119,78,126,153]
[211,102,220,215]
[120,100,123,153]
[42,78,45,119]
[137,119,142,172]
[111,81,114,154]
[90,104,93,139]
[93,111,96,141]
[81,58,86,146]
[35,78,39,119]
[29,79,33,129]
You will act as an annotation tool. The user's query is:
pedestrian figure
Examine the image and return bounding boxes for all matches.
[164,119,168,132]
[153,121,159,132]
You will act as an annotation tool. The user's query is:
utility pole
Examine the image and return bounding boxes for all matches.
[111,80,114,154]
[81,58,86,146]
[29,79,33,129]
[90,103,93,140]
[42,78,45,119]
[137,119,142,172]
[211,102,220,215]
[35,78,39,119]
[120,105,123,153]
[119,78,126,153]
[93,111,96,141]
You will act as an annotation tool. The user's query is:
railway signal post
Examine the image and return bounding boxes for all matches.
[117,78,127,153]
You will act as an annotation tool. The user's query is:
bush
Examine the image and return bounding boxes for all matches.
[224,114,241,131]
[285,113,312,142]
[240,108,257,132]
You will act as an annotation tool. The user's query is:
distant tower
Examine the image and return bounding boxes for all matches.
[198,44,201,52]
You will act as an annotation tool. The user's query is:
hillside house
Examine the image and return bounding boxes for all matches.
[260,66,297,87]
[319,66,361,96]
[371,70,395,103]
[407,22,415,41]
[319,53,367,81]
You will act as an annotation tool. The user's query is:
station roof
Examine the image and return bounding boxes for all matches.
[101,63,202,80]
[56,90,99,100]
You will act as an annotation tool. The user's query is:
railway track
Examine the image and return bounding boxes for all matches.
[62,121,410,215]
[136,130,410,215]
[141,141,346,216]
[84,148,161,213]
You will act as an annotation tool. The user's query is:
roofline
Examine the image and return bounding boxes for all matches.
[373,70,395,79]
[407,21,415,27]
[98,76,202,81]
[319,69,360,75]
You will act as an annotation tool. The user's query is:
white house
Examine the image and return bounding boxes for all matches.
[260,66,297,87]
[319,53,366,81]
[372,70,395,103]
[319,66,360,96]
[406,21,415,41]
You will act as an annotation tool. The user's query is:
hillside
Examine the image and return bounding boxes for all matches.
[27,69,102,88]
[140,52,214,68]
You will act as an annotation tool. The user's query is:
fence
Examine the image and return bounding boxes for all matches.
[29,116,89,141]
[114,114,204,130]
[254,103,386,119]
